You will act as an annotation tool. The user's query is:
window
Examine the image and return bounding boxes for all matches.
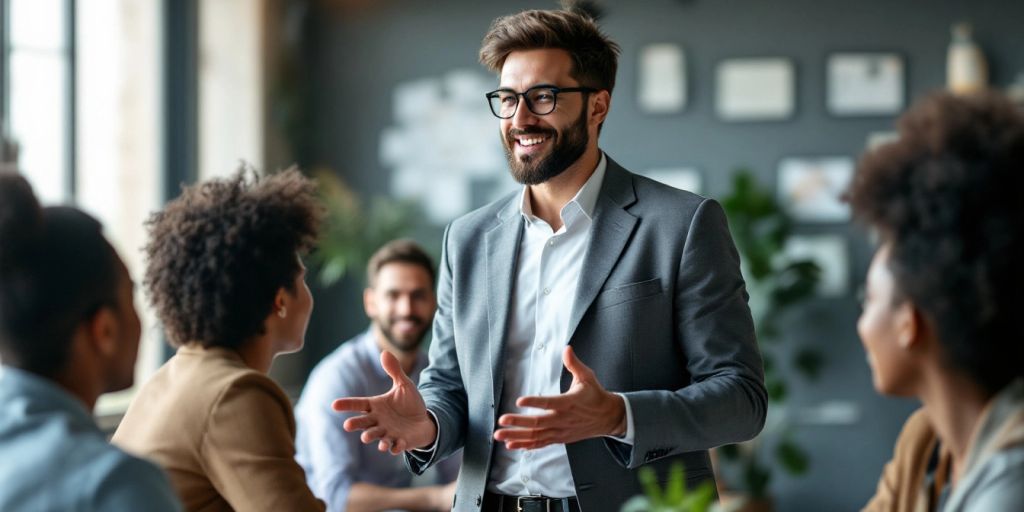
[3,0,163,414]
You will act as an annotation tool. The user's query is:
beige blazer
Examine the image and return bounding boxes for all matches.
[864,409,951,512]
[113,345,325,512]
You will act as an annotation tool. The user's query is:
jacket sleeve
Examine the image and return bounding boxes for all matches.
[610,198,768,468]
[405,223,469,475]
[200,373,326,511]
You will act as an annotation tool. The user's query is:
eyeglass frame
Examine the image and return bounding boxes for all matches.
[485,85,598,119]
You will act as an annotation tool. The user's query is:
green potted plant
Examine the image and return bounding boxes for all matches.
[308,169,420,287]
[713,169,824,511]
[621,463,720,512]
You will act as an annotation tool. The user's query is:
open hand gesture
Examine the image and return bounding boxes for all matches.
[331,350,437,454]
[493,346,627,450]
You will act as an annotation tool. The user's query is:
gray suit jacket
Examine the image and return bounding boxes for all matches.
[407,157,767,510]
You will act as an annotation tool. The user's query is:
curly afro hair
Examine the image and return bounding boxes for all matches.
[145,166,322,349]
[847,91,1024,395]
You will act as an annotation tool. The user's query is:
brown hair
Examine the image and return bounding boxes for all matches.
[366,239,436,289]
[144,166,322,349]
[479,9,620,93]
[846,90,1024,394]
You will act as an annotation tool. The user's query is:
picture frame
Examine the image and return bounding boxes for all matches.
[826,52,905,116]
[637,43,687,114]
[715,57,796,121]
[776,156,855,223]
[784,234,850,297]
[641,167,702,194]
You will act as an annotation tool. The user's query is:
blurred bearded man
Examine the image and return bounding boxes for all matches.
[295,240,460,512]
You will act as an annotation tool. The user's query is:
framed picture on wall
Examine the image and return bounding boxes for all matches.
[826,52,905,116]
[641,167,702,194]
[776,156,854,222]
[637,43,687,114]
[784,234,850,297]
[715,57,796,121]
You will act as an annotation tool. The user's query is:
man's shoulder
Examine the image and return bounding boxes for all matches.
[446,189,519,235]
[603,162,709,228]
[617,165,706,211]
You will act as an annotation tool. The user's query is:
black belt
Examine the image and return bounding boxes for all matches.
[482,491,580,512]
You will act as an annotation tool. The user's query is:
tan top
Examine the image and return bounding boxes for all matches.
[112,345,325,512]
[864,408,952,512]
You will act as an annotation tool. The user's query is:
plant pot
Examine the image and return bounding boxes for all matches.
[718,492,774,512]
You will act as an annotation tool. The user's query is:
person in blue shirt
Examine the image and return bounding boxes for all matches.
[296,240,460,512]
[0,171,181,511]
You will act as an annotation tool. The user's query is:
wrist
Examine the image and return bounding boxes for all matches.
[415,408,439,450]
[607,392,627,437]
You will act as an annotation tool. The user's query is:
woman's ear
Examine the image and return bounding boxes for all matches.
[894,301,925,351]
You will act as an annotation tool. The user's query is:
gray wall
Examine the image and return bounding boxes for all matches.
[301,1,1024,510]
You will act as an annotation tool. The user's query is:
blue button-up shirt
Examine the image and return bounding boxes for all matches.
[0,365,181,511]
[295,330,461,512]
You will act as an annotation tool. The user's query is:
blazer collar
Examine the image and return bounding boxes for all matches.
[565,157,639,359]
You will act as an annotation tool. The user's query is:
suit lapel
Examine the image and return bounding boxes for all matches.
[485,197,524,405]
[566,160,638,353]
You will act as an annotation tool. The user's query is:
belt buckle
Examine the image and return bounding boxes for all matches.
[516,495,545,512]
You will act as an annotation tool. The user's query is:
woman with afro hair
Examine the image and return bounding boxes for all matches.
[113,167,326,512]
[854,91,1024,512]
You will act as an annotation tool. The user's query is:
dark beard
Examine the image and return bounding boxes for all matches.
[376,316,429,353]
[503,105,589,186]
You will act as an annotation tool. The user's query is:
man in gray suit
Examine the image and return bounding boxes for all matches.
[333,8,767,511]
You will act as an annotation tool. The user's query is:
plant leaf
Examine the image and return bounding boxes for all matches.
[776,438,811,475]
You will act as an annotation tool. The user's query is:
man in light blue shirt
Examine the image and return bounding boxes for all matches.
[0,172,180,511]
[296,240,460,512]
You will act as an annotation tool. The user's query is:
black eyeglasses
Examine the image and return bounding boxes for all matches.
[485,85,597,119]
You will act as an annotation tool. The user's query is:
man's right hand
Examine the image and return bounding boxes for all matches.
[331,350,437,454]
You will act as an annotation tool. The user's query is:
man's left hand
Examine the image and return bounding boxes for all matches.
[493,345,626,450]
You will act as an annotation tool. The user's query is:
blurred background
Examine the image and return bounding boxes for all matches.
[3,0,1023,510]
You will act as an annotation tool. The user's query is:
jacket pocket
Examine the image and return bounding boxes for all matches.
[594,278,663,310]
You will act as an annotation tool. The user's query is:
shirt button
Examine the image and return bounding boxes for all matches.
[543,287,551,295]
[548,239,555,246]
[537,342,546,351]
[521,474,530,483]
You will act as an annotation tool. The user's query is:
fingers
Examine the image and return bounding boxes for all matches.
[505,440,555,450]
[332,397,369,412]
[493,427,558,450]
[498,411,557,429]
[343,415,377,432]
[380,351,412,386]
[374,436,407,454]
[562,346,595,382]
[515,394,569,411]
[361,426,387,443]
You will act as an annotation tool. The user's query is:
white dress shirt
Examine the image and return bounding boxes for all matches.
[488,153,634,497]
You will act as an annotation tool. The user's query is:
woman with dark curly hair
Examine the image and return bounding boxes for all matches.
[113,168,326,511]
[853,92,1024,512]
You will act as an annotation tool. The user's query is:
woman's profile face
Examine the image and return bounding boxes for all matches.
[277,259,313,355]
[857,244,917,396]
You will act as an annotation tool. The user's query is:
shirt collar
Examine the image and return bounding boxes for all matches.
[519,152,607,226]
